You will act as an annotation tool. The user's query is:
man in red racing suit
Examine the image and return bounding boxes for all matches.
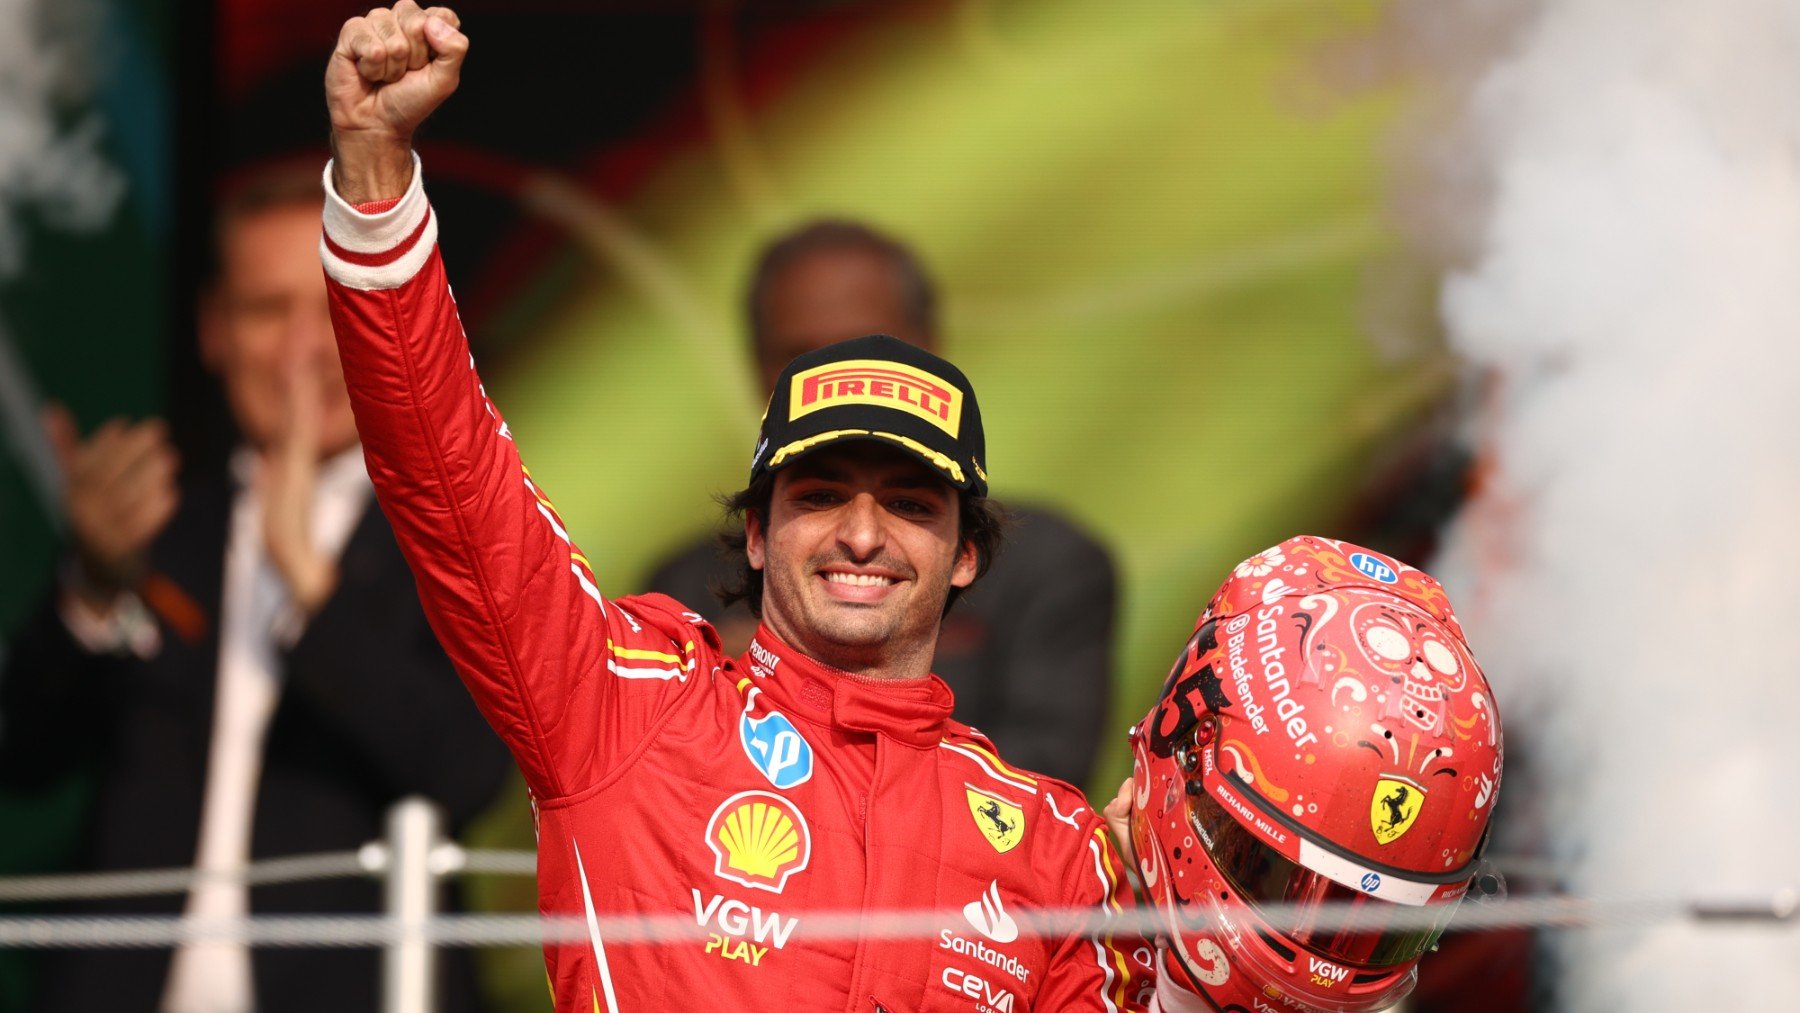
[319,5,1152,1010]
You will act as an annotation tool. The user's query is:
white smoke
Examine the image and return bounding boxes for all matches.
[1422,0,1800,1007]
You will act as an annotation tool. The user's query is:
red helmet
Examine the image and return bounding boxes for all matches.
[1127,535,1502,1012]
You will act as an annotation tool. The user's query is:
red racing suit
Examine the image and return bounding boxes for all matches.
[319,157,1153,1013]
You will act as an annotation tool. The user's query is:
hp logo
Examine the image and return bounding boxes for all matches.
[1350,552,1398,584]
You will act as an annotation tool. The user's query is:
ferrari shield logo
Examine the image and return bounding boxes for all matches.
[965,786,1025,854]
[1370,777,1425,846]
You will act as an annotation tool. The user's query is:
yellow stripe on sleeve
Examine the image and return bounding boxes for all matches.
[607,643,684,664]
[1092,828,1132,1008]
[964,741,1038,786]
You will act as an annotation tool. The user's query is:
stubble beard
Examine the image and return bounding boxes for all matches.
[764,551,946,676]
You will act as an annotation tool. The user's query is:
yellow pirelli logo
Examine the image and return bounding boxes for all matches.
[788,359,961,437]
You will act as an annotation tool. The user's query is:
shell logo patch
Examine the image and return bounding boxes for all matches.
[1370,776,1425,845]
[965,785,1026,854]
[707,791,811,893]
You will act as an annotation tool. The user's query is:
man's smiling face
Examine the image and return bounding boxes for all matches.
[746,440,977,677]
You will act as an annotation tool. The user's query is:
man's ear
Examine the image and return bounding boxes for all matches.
[745,508,767,572]
[950,536,979,589]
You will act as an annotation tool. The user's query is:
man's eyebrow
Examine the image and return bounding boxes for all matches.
[786,462,946,494]
[788,461,851,484]
[880,472,943,492]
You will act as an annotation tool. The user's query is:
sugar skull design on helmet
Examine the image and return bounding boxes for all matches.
[1128,535,1502,1012]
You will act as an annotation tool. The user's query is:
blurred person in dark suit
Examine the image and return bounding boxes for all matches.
[0,166,510,1013]
[646,220,1117,786]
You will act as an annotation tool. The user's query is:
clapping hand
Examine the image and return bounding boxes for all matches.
[261,340,338,616]
[44,404,179,614]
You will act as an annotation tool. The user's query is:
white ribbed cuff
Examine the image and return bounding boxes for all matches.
[319,152,438,291]
[58,581,161,660]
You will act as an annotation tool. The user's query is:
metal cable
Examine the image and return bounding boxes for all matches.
[0,846,536,904]
[0,891,1791,951]
[0,852,370,903]
[3,843,1791,954]
[449,849,536,876]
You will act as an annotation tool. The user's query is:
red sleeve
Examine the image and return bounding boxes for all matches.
[319,155,705,802]
[1034,816,1156,1012]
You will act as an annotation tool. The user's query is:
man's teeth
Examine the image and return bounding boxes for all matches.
[825,572,895,587]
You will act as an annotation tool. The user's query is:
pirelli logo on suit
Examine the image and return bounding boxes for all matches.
[788,360,962,438]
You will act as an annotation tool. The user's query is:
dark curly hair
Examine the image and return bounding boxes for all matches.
[713,473,1006,617]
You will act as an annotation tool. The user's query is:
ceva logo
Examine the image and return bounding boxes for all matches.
[942,969,1015,1013]
[963,880,1019,944]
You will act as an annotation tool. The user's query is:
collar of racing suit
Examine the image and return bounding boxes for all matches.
[741,627,957,748]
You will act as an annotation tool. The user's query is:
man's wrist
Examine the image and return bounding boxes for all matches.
[286,558,338,617]
[329,130,416,205]
[66,550,134,611]
[320,150,434,291]
[58,559,160,658]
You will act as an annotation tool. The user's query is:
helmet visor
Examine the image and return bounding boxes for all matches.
[1189,789,1463,967]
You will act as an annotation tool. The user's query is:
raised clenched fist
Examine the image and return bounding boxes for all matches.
[326,2,467,203]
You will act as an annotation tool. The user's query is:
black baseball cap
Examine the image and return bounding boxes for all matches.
[749,334,988,497]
